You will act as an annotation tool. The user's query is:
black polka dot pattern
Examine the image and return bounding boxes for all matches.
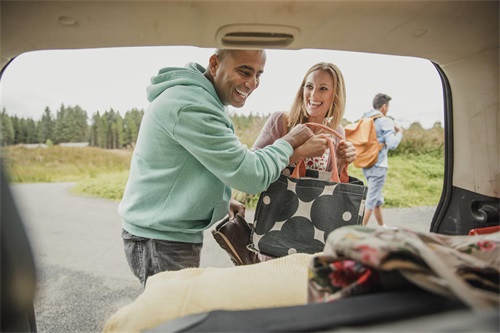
[251,173,368,257]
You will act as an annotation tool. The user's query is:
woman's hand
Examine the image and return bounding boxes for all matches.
[337,140,356,164]
[289,134,329,164]
[229,198,245,218]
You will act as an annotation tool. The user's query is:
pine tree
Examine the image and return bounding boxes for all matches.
[0,109,15,146]
[25,118,37,143]
[38,107,55,144]
[123,108,144,147]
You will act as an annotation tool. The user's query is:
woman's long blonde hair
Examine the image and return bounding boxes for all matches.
[287,62,346,131]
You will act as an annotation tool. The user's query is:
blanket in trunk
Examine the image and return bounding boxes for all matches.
[103,253,313,333]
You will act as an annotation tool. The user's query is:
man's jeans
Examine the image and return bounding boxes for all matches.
[122,229,202,287]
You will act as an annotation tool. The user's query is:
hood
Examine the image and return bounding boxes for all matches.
[363,109,383,118]
[146,62,218,103]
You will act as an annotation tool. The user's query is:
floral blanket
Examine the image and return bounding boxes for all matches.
[308,226,499,309]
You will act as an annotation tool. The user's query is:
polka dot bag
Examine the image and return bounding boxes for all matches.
[249,123,368,258]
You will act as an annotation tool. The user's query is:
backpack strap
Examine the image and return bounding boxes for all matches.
[368,114,383,139]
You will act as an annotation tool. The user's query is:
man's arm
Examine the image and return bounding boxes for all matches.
[380,117,403,150]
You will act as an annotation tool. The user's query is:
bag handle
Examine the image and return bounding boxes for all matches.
[291,122,349,183]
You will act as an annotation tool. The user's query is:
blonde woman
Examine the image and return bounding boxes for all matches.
[253,62,356,173]
[252,62,357,261]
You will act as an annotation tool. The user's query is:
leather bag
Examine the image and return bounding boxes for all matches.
[212,213,260,265]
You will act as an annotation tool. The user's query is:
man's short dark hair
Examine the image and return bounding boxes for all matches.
[214,49,231,62]
[214,48,266,63]
[373,93,392,110]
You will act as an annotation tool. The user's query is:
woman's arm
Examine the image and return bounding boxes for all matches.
[251,112,286,150]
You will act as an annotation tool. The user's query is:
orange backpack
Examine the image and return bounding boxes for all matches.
[344,114,384,168]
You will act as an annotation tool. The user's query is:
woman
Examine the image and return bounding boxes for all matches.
[251,62,357,261]
[253,62,356,173]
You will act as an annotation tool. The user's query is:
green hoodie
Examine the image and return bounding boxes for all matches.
[118,62,293,243]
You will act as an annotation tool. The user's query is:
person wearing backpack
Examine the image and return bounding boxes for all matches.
[361,93,403,229]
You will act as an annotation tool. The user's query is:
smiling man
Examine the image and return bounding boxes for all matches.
[206,49,264,107]
[118,48,326,287]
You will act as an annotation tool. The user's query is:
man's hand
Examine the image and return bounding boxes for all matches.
[229,198,245,219]
[282,124,314,149]
[289,134,329,164]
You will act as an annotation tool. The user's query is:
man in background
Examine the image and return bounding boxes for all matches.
[362,93,403,229]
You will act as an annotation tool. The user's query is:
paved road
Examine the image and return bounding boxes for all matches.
[11,182,436,333]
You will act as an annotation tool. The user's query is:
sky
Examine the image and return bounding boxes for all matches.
[0,46,444,129]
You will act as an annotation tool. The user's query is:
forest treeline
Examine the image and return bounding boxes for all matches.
[0,104,444,156]
[0,105,144,149]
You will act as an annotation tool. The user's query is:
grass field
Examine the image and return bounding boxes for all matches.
[1,145,443,208]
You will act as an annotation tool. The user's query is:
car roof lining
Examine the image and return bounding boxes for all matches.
[1,1,497,67]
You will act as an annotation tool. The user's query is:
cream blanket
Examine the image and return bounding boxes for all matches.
[103,253,313,333]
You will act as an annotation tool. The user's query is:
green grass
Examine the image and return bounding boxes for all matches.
[2,146,444,207]
[3,115,444,206]
[1,146,132,183]
[347,154,443,207]
[233,153,444,209]
[70,171,129,201]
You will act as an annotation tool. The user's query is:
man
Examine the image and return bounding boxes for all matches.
[362,93,403,229]
[118,49,327,286]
